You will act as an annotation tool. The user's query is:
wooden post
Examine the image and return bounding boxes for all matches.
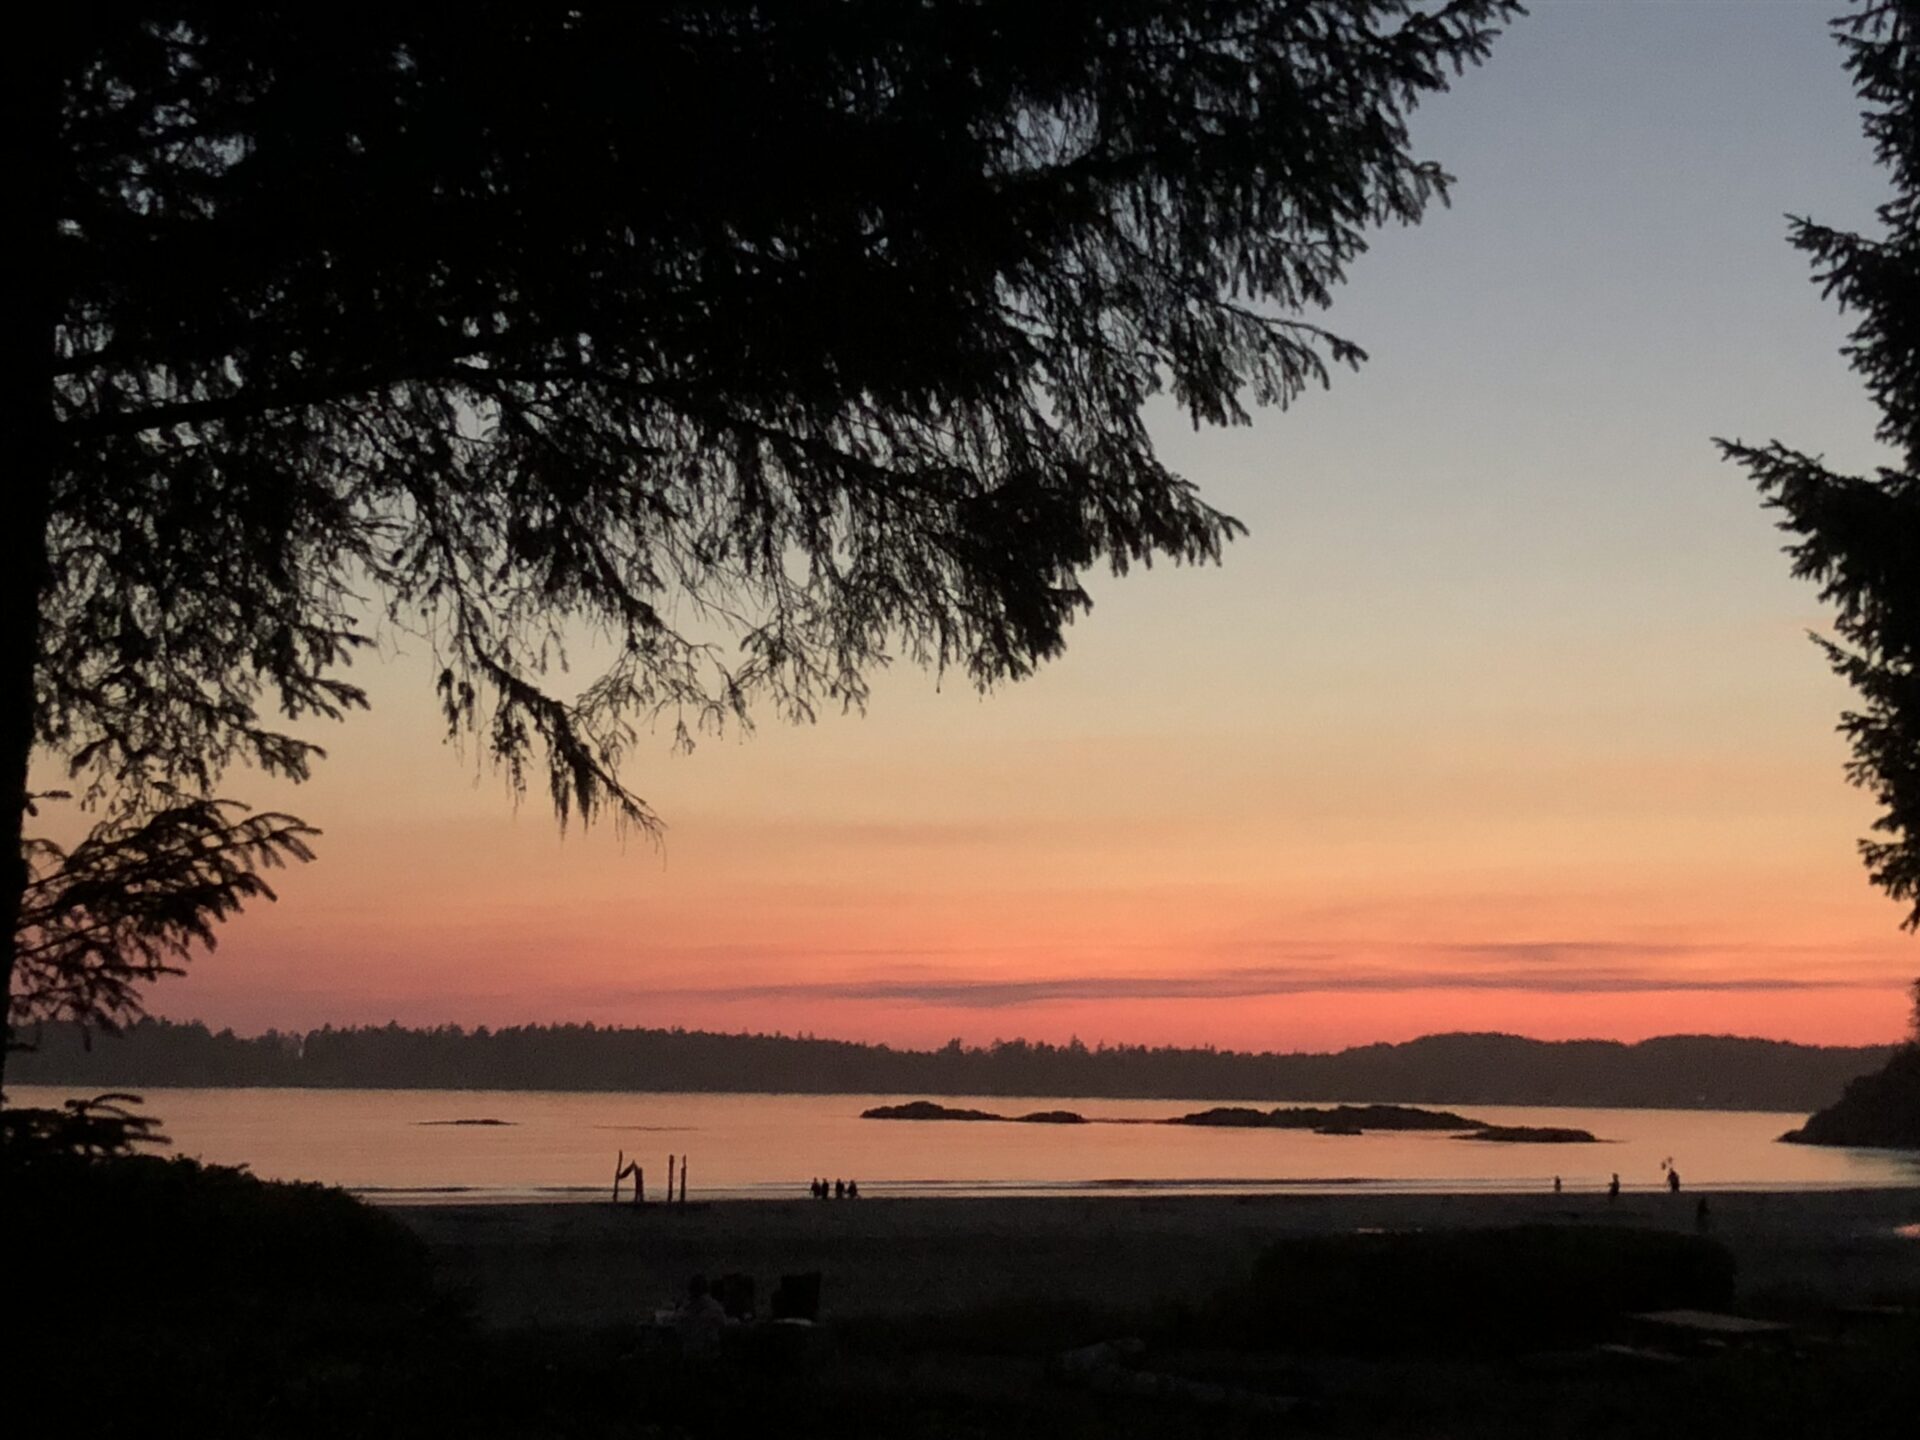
[635,1166,644,1205]
[679,1155,688,1204]
[613,1149,624,1204]
[667,1153,675,1203]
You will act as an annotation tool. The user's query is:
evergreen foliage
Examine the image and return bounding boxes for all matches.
[7,2,1524,1070]
[1720,2,1920,929]
[0,1090,167,1168]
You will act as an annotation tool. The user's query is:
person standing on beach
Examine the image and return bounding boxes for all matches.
[1608,1173,1621,1200]
[1553,1175,1562,1194]
[1667,1166,1681,1194]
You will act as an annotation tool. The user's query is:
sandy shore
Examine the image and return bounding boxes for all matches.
[398,1187,1920,1329]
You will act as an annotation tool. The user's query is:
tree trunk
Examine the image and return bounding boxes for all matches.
[2,52,55,1099]
[1,412,51,1101]
[0,487,50,1100]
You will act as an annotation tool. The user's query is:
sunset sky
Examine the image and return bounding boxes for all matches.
[149,0,1915,1051]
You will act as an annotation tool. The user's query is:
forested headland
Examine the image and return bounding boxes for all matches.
[8,1020,1895,1112]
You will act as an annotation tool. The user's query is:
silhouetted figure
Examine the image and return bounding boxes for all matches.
[1608,1173,1621,1201]
[1667,1166,1681,1194]
[846,1179,860,1199]
[716,1273,756,1321]
[834,1178,845,1199]
[1552,1175,1562,1194]
[1695,1196,1711,1231]
[677,1274,726,1357]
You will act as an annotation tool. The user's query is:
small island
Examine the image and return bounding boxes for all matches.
[1461,1125,1599,1144]
[1166,1104,1485,1132]
[861,1101,1087,1124]
[863,1101,1003,1122]
[416,1118,515,1126]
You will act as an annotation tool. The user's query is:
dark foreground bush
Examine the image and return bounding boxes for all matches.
[1215,1225,1735,1353]
[11,1150,436,1312]
[10,1153,450,1437]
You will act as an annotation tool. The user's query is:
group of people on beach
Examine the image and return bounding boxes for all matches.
[809,1176,859,1200]
[1551,1165,1708,1228]
[1548,1162,1683,1199]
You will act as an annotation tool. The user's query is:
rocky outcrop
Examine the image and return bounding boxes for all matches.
[860,1101,1087,1123]
[1461,1125,1599,1143]
[1780,1047,1920,1149]
[1167,1104,1483,1131]
[862,1101,1004,1121]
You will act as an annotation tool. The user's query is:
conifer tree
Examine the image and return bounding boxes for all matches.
[1720,1,1920,930]
[9,2,1522,1080]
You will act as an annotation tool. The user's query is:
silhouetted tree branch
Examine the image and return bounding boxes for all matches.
[10,1,1523,1082]
[14,797,317,1038]
[0,1092,167,1170]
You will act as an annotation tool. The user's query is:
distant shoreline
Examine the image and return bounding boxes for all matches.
[10,1021,1897,1113]
[2,1078,1834,1117]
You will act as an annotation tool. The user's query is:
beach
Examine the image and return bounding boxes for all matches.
[401,1187,1920,1329]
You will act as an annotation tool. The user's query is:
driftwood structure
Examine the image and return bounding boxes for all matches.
[613,1150,645,1204]
[611,1150,690,1206]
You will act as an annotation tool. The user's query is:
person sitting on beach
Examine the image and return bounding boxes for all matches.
[846,1179,859,1199]
[677,1274,728,1357]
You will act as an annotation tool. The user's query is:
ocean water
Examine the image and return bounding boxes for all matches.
[14,1086,1918,1203]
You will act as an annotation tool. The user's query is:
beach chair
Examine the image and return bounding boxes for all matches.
[771,1271,822,1322]
[716,1272,756,1321]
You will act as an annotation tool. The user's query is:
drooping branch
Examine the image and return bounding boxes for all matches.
[13,798,318,1036]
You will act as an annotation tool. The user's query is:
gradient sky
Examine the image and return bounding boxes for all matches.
[142,0,1916,1050]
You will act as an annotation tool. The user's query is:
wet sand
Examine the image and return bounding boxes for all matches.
[398,1187,1920,1328]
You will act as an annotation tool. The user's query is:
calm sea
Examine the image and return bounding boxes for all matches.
[15,1086,1918,1202]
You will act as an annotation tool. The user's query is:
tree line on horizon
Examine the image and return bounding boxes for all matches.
[9,1018,1896,1112]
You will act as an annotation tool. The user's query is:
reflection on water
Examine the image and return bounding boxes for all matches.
[13,1086,1919,1203]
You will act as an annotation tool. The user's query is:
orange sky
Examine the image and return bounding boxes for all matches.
[109,3,1920,1051]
